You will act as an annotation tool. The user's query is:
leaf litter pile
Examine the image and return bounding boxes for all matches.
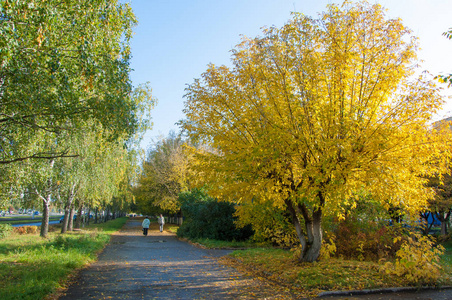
[217,248,446,299]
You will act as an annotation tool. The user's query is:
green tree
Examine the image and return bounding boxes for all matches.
[70,130,136,228]
[19,130,70,237]
[0,0,140,164]
[177,189,253,241]
[182,2,452,262]
[55,123,99,233]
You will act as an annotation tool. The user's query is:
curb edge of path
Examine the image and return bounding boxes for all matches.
[317,285,452,297]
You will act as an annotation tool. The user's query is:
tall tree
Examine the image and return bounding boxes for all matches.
[0,0,140,165]
[20,130,66,237]
[182,2,452,262]
[135,132,190,214]
[67,128,136,229]
[56,123,95,233]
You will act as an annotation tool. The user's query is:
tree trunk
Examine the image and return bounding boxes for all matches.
[441,222,447,236]
[285,199,323,262]
[75,201,83,229]
[95,207,98,224]
[303,207,322,262]
[38,158,54,238]
[40,196,50,238]
[87,207,91,225]
[68,207,75,231]
[437,210,451,236]
[61,206,70,234]
[61,182,77,234]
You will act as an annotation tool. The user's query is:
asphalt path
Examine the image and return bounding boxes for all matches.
[58,219,294,300]
[58,219,452,300]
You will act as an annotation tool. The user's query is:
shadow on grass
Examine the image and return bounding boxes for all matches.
[0,217,128,300]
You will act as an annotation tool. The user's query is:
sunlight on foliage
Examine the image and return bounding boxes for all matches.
[319,237,337,260]
[0,218,127,299]
[381,233,445,285]
[182,0,452,262]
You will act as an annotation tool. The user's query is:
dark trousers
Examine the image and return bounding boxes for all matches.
[143,228,148,236]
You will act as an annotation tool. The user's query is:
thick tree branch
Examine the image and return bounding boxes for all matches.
[0,152,79,165]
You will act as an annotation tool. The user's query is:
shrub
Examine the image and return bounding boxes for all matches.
[381,233,444,285]
[0,224,13,239]
[25,226,38,234]
[14,226,27,235]
[177,189,253,241]
[333,217,404,261]
[319,232,337,260]
[13,226,38,235]
[234,200,299,247]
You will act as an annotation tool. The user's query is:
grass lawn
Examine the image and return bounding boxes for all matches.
[0,217,127,300]
[191,234,452,299]
[222,245,452,298]
[441,239,452,267]
[224,249,399,298]
[2,219,451,299]
[183,237,262,249]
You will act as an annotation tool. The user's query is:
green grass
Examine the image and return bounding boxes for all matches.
[5,219,448,299]
[0,217,127,300]
[441,239,452,270]
[163,223,179,234]
[226,243,452,298]
[190,237,261,249]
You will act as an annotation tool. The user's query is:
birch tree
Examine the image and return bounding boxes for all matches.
[0,0,139,164]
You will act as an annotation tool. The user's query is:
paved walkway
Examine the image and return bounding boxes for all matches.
[58,218,452,300]
[58,219,293,299]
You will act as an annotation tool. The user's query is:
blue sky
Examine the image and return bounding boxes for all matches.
[128,0,452,150]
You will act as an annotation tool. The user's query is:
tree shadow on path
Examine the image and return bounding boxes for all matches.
[57,218,296,300]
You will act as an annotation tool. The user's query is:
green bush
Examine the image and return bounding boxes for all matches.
[177,189,253,241]
[0,224,13,239]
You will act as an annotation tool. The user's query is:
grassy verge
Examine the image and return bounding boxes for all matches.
[165,223,180,234]
[146,220,179,234]
[186,237,261,249]
[0,217,127,300]
[222,244,452,298]
[441,239,452,267]
[178,234,452,298]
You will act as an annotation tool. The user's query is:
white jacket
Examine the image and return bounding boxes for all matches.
[142,218,150,228]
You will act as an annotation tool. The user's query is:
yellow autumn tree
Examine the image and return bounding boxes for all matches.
[135,132,191,214]
[181,1,452,262]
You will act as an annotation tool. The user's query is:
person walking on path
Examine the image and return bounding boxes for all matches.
[141,216,150,236]
[158,214,165,232]
[58,218,294,299]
